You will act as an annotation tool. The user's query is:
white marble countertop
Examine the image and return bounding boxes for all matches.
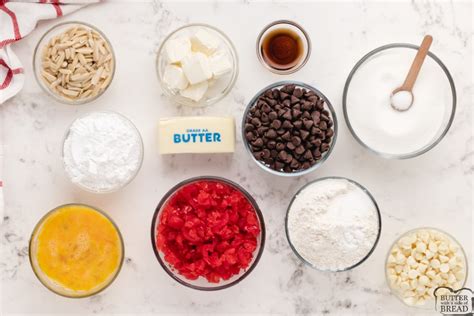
[1,1,472,315]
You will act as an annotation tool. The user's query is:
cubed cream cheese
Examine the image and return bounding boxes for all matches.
[181,52,212,85]
[209,50,232,78]
[163,65,188,90]
[164,37,191,63]
[191,29,220,55]
[179,81,208,102]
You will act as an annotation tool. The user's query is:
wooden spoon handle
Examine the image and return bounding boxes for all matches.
[402,35,433,90]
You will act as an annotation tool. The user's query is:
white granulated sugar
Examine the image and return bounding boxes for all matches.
[63,112,142,193]
[287,178,379,271]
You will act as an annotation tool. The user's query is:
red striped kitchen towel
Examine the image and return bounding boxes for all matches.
[0,0,99,104]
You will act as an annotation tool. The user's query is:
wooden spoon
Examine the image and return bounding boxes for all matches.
[391,35,433,111]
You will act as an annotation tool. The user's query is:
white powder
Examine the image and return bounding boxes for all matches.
[287,178,379,271]
[63,112,143,193]
[346,47,452,156]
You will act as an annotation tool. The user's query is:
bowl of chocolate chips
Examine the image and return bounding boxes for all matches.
[242,82,337,176]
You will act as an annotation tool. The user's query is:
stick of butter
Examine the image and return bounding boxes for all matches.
[158,117,235,154]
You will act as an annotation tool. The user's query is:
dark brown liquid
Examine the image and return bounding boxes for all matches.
[261,28,303,70]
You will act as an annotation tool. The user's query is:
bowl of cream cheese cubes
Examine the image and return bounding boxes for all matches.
[156,24,238,107]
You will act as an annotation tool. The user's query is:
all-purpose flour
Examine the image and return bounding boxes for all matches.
[63,112,143,193]
[287,178,379,271]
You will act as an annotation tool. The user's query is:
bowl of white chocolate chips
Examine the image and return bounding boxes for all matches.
[33,21,115,105]
[156,24,238,107]
[386,227,467,307]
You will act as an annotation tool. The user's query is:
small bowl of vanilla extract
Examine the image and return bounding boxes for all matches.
[256,20,311,75]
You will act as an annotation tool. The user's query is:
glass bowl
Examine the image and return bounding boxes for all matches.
[156,23,239,107]
[242,81,338,177]
[29,203,124,298]
[33,21,116,105]
[256,20,311,75]
[385,227,468,308]
[285,176,382,271]
[150,176,266,291]
[61,111,144,194]
[343,43,456,159]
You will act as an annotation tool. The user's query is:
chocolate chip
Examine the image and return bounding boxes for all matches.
[295,145,305,155]
[278,150,288,161]
[271,119,282,129]
[257,126,268,135]
[321,143,329,152]
[276,142,285,151]
[285,84,295,94]
[290,95,300,104]
[293,88,303,98]
[319,121,328,130]
[292,109,302,119]
[303,119,314,130]
[253,151,263,159]
[244,123,254,132]
[251,117,261,127]
[282,120,293,129]
[246,132,256,141]
[313,149,322,158]
[252,138,263,147]
[266,129,277,139]
[290,159,300,169]
[294,120,303,129]
[311,138,322,147]
[302,101,313,111]
[282,110,292,121]
[245,84,334,173]
[300,129,310,140]
[268,111,278,121]
[282,131,291,141]
[280,91,289,100]
[262,149,271,159]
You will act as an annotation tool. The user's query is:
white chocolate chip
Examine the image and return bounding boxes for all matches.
[408,270,419,279]
[430,259,441,269]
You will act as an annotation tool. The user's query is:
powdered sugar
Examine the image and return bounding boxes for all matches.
[287,178,379,271]
[63,111,143,193]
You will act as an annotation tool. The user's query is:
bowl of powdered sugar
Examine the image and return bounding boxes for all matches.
[285,177,381,271]
[62,111,144,193]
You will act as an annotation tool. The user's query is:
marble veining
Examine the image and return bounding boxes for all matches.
[0,1,472,315]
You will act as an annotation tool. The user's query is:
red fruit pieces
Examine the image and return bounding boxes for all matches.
[156,180,260,283]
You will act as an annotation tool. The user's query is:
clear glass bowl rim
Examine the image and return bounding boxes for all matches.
[61,110,144,194]
[28,203,125,298]
[150,176,266,291]
[384,226,469,309]
[255,19,312,75]
[241,80,338,177]
[342,43,457,159]
[32,20,116,105]
[285,176,382,272]
[155,23,239,107]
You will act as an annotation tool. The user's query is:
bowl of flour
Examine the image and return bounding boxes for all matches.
[285,177,381,272]
[62,111,144,193]
[343,43,456,159]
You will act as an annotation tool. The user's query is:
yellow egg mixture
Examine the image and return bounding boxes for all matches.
[34,205,122,293]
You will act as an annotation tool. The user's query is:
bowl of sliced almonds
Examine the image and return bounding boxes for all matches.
[33,21,115,105]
